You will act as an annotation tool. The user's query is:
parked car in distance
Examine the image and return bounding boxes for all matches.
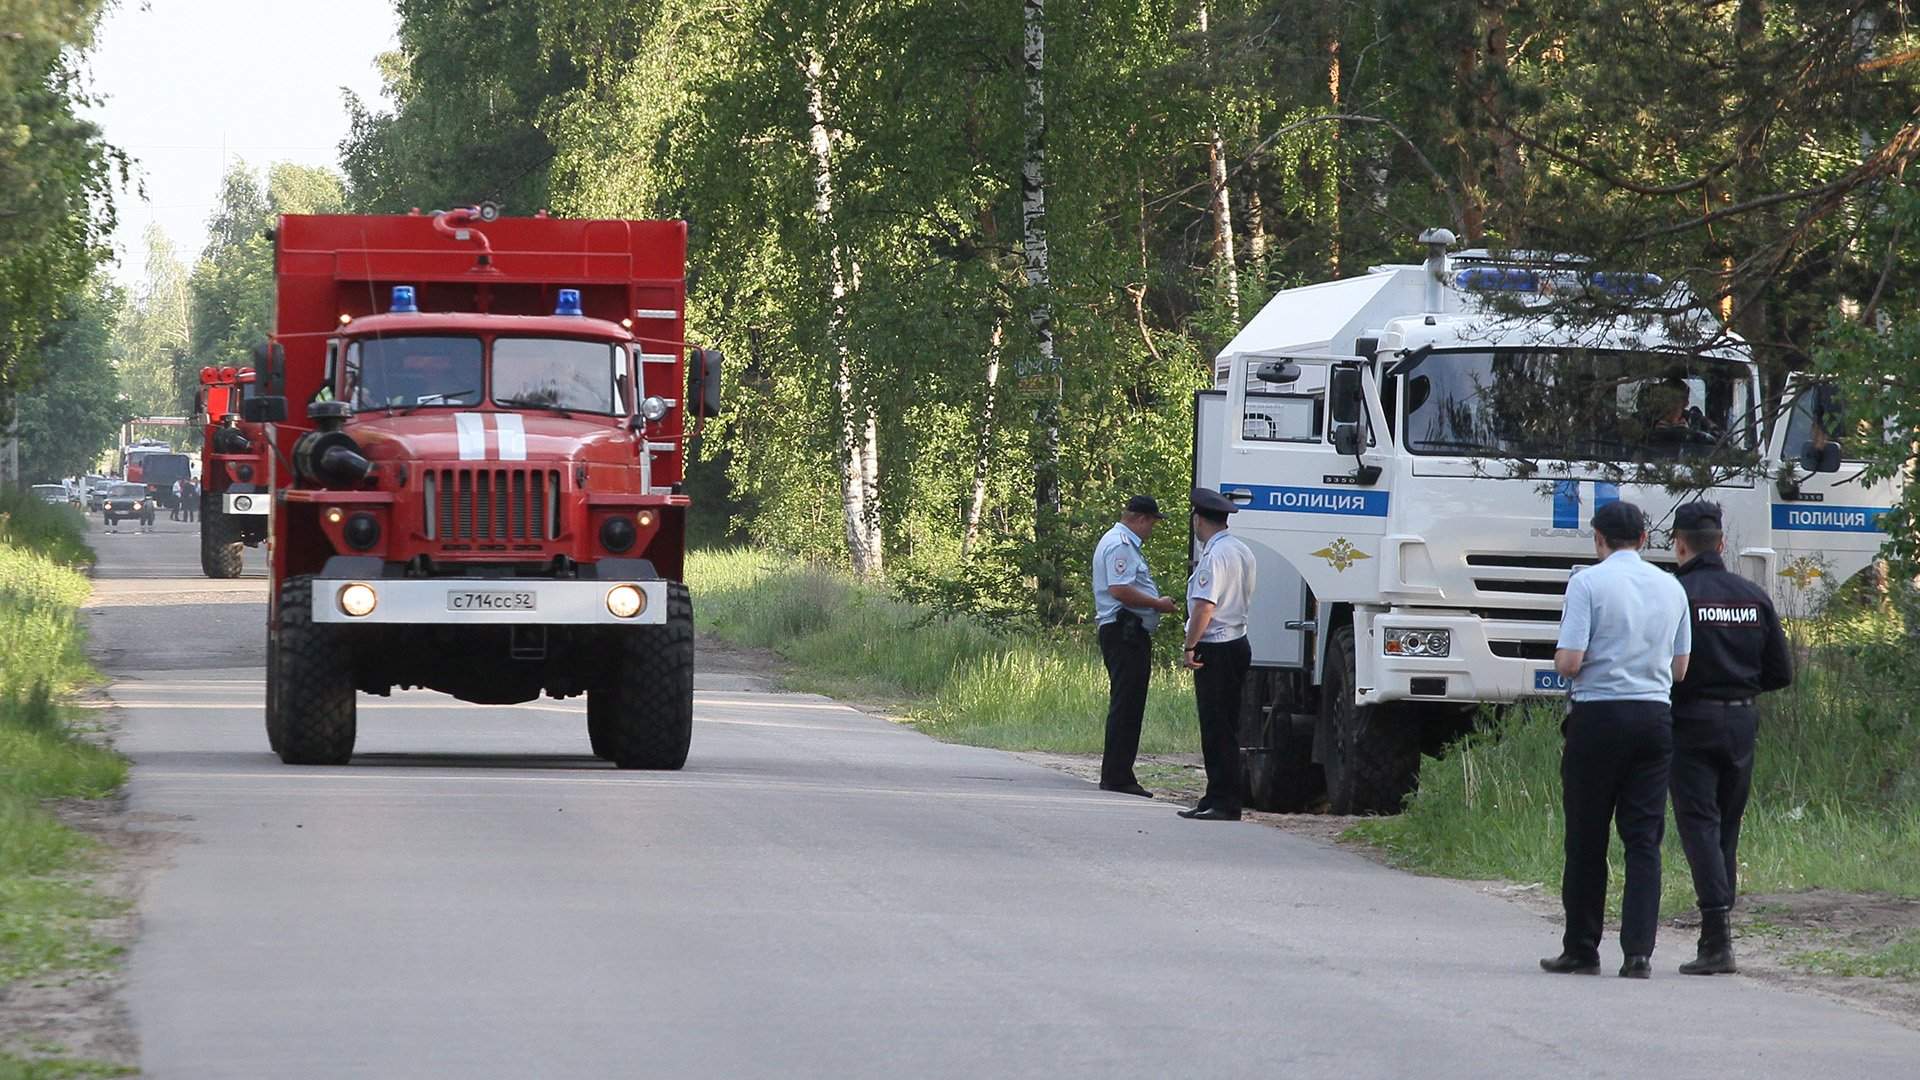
[31,484,72,506]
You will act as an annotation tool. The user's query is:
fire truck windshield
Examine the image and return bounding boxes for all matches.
[1401,348,1755,462]
[492,338,623,415]
[346,336,484,410]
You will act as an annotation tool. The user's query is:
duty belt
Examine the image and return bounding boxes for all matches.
[1686,697,1755,708]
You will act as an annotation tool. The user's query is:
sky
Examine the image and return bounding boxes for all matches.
[84,0,400,285]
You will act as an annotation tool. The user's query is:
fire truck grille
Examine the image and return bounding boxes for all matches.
[423,468,562,542]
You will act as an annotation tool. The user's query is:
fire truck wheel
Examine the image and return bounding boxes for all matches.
[1318,624,1420,815]
[264,620,285,755]
[200,500,244,578]
[272,575,357,766]
[585,695,615,760]
[590,583,693,770]
[1239,669,1324,813]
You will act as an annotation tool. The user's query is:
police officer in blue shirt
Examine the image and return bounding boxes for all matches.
[1541,501,1691,980]
[1091,495,1180,797]
[1178,488,1257,821]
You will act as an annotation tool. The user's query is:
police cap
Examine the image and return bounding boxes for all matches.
[1191,487,1240,517]
[1123,494,1164,519]
[1673,501,1724,532]
[1590,500,1646,543]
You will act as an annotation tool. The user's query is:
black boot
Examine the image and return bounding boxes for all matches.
[1679,907,1737,975]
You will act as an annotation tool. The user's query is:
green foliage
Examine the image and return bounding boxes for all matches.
[0,491,126,986]
[0,0,123,427]
[689,547,1199,754]
[1791,931,1920,980]
[12,276,129,483]
[1358,600,1920,913]
[0,1052,135,1080]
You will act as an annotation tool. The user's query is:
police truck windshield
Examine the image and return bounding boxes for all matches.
[346,337,484,409]
[1401,349,1754,462]
[492,338,621,414]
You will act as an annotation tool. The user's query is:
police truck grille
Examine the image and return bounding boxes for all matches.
[424,468,561,542]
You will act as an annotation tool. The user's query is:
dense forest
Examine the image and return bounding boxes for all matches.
[5,0,1918,615]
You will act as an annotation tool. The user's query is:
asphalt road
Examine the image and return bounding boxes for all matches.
[95,520,1920,1079]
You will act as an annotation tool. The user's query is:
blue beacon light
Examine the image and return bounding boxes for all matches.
[390,285,419,313]
[555,289,584,317]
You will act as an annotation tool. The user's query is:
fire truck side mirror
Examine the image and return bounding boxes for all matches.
[242,396,288,424]
[690,348,724,418]
[251,341,288,395]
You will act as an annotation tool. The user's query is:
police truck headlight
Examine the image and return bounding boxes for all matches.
[640,396,670,422]
[338,582,378,618]
[1384,628,1451,658]
[605,584,645,619]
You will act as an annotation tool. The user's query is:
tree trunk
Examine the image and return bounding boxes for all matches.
[1198,0,1239,321]
[961,319,1005,559]
[1021,0,1064,618]
[805,49,882,577]
[1326,33,1342,277]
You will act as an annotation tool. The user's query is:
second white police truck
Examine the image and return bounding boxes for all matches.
[1199,229,1898,814]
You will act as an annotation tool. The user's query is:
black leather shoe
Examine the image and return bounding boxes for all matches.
[1619,955,1652,979]
[1538,952,1600,975]
[1099,782,1153,798]
[1178,806,1242,821]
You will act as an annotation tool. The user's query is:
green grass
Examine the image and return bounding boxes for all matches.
[1790,931,1920,980]
[1356,597,1920,917]
[0,494,127,986]
[687,547,1201,755]
[0,1053,136,1080]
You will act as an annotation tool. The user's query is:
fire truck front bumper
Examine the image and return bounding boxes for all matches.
[311,577,669,626]
[222,493,270,515]
[1356,611,1567,706]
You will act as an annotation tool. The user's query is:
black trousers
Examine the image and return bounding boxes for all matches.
[1098,623,1152,787]
[1671,703,1758,912]
[1561,700,1673,961]
[1193,636,1252,812]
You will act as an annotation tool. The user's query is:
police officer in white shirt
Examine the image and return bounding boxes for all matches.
[1540,500,1691,980]
[1178,488,1257,821]
[1090,495,1180,797]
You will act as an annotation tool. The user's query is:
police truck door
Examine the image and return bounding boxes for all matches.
[1767,382,1898,616]
[1194,385,1307,669]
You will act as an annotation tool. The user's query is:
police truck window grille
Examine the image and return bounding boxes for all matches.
[1401,349,1755,463]
[346,337,484,410]
[492,338,619,415]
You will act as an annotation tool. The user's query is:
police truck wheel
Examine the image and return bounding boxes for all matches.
[200,497,244,578]
[588,583,694,770]
[1240,669,1325,813]
[1319,624,1421,815]
[272,575,357,765]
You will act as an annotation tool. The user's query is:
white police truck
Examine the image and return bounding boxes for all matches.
[1198,229,1898,814]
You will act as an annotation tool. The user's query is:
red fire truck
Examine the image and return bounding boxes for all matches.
[244,208,720,767]
[197,365,269,577]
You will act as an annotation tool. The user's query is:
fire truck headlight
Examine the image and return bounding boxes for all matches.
[1384,628,1451,658]
[605,584,645,619]
[640,396,670,422]
[344,512,381,551]
[233,496,253,512]
[599,516,637,553]
[338,582,378,618]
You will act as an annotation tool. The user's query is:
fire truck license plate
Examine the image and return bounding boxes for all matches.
[447,590,537,612]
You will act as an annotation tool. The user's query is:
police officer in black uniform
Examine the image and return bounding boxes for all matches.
[1669,501,1793,975]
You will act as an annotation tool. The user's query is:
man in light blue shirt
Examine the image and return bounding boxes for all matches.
[1090,495,1179,797]
[1541,501,1691,981]
[1176,488,1258,821]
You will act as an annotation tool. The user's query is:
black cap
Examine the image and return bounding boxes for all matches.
[1590,500,1647,543]
[1191,487,1240,517]
[1673,501,1724,532]
[1123,494,1164,519]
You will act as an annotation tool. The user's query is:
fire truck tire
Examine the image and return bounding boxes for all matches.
[1239,669,1324,813]
[590,583,693,770]
[1319,624,1420,815]
[585,696,615,760]
[200,499,244,578]
[272,575,357,766]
